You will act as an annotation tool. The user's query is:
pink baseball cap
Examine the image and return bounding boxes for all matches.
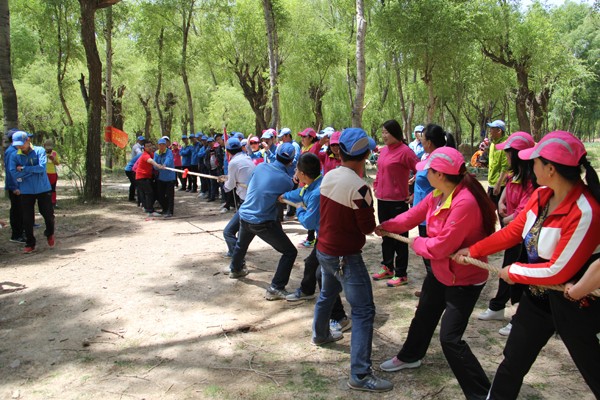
[298,128,317,138]
[416,147,465,175]
[518,131,586,167]
[495,131,535,151]
[329,131,342,145]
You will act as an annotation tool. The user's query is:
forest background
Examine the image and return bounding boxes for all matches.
[1,0,599,200]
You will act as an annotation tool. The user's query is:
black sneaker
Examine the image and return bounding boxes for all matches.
[347,374,393,392]
[311,330,343,346]
[229,268,249,279]
[285,288,316,302]
[265,286,291,301]
[10,237,26,244]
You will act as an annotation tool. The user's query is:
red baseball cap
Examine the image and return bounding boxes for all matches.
[495,131,535,151]
[298,128,317,138]
[329,131,342,145]
[518,131,586,167]
[416,147,465,175]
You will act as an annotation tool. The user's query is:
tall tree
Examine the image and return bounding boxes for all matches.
[180,0,195,133]
[104,6,113,169]
[262,0,280,130]
[78,0,122,200]
[351,0,367,127]
[0,0,18,138]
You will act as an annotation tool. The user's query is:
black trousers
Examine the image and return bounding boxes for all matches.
[418,224,431,273]
[136,178,155,212]
[488,290,600,399]
[157,180,175,215]
[187,165,198,191]
[199,164,210,194]
[398,272,490,400]
[175,166,185,188]
[488,244,526,312]
[8,189,23,240]
[125,171,137,201]
[301,243,346,322]
[21,191,55,248]
[487,186,506,228]
[180,165,190,190]
[377,199,409,277]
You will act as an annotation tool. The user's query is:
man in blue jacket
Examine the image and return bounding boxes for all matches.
[153,138,176,217]
[179,135,191,191]
[228,143,298,301]
[4,129,25,243]
[8,131,55,253]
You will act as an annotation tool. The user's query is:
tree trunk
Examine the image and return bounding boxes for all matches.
[515,66,531,134]
[138,94,152,137]
[233,59,270,135]
[351,0,366,128]
[181,1,195,134]
[55,3,73,127]
[393,57,409,140]
[104,6,113,170]
[0,0,18,142]
[262,0,280,130]
[309,84,325,131]
[155,28,165,136]
[78,0,104,200]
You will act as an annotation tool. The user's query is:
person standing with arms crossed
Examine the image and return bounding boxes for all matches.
[486,120,509,212]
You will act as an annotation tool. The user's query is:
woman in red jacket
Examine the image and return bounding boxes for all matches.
[372,119,418,287]
[375,146,497,399]
[456,131,600,399]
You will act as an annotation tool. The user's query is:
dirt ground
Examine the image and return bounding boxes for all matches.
[0,174,595,400]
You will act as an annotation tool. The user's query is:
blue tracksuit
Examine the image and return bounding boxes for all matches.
[154,149,176,181]
[9,146,52,194]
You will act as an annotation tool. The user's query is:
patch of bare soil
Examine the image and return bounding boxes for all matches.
[0,176,595,400]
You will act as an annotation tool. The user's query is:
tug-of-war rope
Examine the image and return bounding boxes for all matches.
[381,231,600,298]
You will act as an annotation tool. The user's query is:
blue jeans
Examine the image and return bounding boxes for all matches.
[230,219,297,290]
[223,211,240,256]
[314,250,375,376]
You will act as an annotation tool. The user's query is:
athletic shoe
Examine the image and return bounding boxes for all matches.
[163,213,173,218]
[220,207,229,214]
[477,308,505,321]
[499,322,512,336]
[414,290,421,297]
[347,374,393,392]
[222,252,232,259]
[379,356,422,372]
[387,276,408,287]
[229,268,249,279]
[151,211,163,217]
[372,265,393,281]
[330,317,352,333]
[297,239,315,248]
[285,288,316,302]
[47,235,55,248]
[23,246,35,254]
[265,286,291,301]
[10,237,26,244]
[311,330,343,346]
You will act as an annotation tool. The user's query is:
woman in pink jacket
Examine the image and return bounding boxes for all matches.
[477,132,537,336]
[372,119,418,287]
[375,147,497,400]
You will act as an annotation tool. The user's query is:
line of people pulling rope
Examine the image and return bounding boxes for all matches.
[126,124,599,398]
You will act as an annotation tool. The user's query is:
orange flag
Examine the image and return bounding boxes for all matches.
[104,126,129,149]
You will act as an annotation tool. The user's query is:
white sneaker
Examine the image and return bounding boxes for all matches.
[220,207,229,214]
[499,322,512,336]
[379,356,422,372]
[477,308,505,321]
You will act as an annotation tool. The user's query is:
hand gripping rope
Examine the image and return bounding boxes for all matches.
[381,230,600,298]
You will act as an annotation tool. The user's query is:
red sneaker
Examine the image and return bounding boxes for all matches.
[23,246,35,254]
[387,276,408,287]
[47,235,55,248]
[372,265,393,281]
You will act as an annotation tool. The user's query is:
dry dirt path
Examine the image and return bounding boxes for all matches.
[0,177,594,399]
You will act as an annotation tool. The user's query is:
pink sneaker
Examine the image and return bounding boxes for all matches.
[47,235,55,248]
[387,276,408,287]
[372,266,393,281]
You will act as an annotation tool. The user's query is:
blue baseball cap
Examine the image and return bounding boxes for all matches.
[277,142,295,162]
[137,135,145,141]
[339,128,371,156]
[27,132,34,138]
[200,135,208,141]
[158,138,167,145]
[234,132,244,140]
[487,120,506,132]
[368,137,377,151]
[277,127,292,138]
[182,135,188,139]
[206,137,215,142]
[226,138,242,150]
[11,131,28,146]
